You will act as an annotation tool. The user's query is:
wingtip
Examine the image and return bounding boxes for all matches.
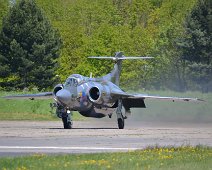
[197,98,206,102]
[2,96,14,99]
[186,98,205,102]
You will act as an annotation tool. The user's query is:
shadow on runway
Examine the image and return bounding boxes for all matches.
[47,127,118,130]
[73,127,118,129]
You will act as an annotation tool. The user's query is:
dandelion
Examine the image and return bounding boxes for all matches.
[16,166,28,170]
[32,153,46,159]
[80,159,98,165]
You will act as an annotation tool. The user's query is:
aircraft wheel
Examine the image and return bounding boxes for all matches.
[62,117,72,129]
[118,118,124,129]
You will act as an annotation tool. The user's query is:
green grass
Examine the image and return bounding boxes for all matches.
[0,146,211,170]
[0,91,85,121]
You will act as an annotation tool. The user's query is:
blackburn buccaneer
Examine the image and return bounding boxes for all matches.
[4,52,203,129]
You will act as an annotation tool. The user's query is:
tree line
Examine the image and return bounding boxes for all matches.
[0,0,211,92]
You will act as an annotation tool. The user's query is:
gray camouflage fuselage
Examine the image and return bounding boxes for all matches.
[53,74,123,118]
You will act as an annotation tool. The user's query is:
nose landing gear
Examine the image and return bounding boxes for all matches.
[62,111,72,129]
[56,105,73,129]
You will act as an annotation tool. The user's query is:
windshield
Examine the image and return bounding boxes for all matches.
[64,77,78,87]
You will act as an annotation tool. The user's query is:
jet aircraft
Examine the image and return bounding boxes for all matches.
[4,52,202,129]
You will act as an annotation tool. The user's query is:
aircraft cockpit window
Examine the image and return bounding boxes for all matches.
[73,79,78,86]
[65,78,78,87]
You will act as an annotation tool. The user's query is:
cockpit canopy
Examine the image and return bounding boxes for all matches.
[64,74,85,87]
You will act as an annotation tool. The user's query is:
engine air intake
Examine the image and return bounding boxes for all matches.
[53,84,63,95]
[89,87,100,102]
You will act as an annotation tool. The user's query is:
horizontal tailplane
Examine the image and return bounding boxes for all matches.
[88,52,153,86]
[88,51,153,61]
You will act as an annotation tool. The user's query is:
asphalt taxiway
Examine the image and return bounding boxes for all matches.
[0,119,211,157]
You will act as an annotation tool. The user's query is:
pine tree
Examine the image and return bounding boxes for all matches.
[177,0,212,92]
[0,0,61,90]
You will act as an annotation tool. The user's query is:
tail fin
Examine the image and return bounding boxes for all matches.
[88,52,153,86]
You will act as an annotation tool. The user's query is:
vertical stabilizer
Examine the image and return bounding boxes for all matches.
[111,52,123,86]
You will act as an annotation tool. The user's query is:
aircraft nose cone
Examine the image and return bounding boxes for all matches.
[56,89,72,105]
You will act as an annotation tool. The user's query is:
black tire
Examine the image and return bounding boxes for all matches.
[118,118,124,129]
[62,117,72,129]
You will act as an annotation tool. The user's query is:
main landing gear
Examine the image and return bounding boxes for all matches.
[116,99,125,129]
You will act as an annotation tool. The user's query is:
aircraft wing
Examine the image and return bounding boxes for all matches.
[3,92,53,100]
[111,91,204,102]
[131,94,204,102]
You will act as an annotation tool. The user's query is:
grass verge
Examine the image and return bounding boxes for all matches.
[0,146,211,170]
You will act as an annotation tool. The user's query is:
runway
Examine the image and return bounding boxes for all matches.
[0,119,211,157]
